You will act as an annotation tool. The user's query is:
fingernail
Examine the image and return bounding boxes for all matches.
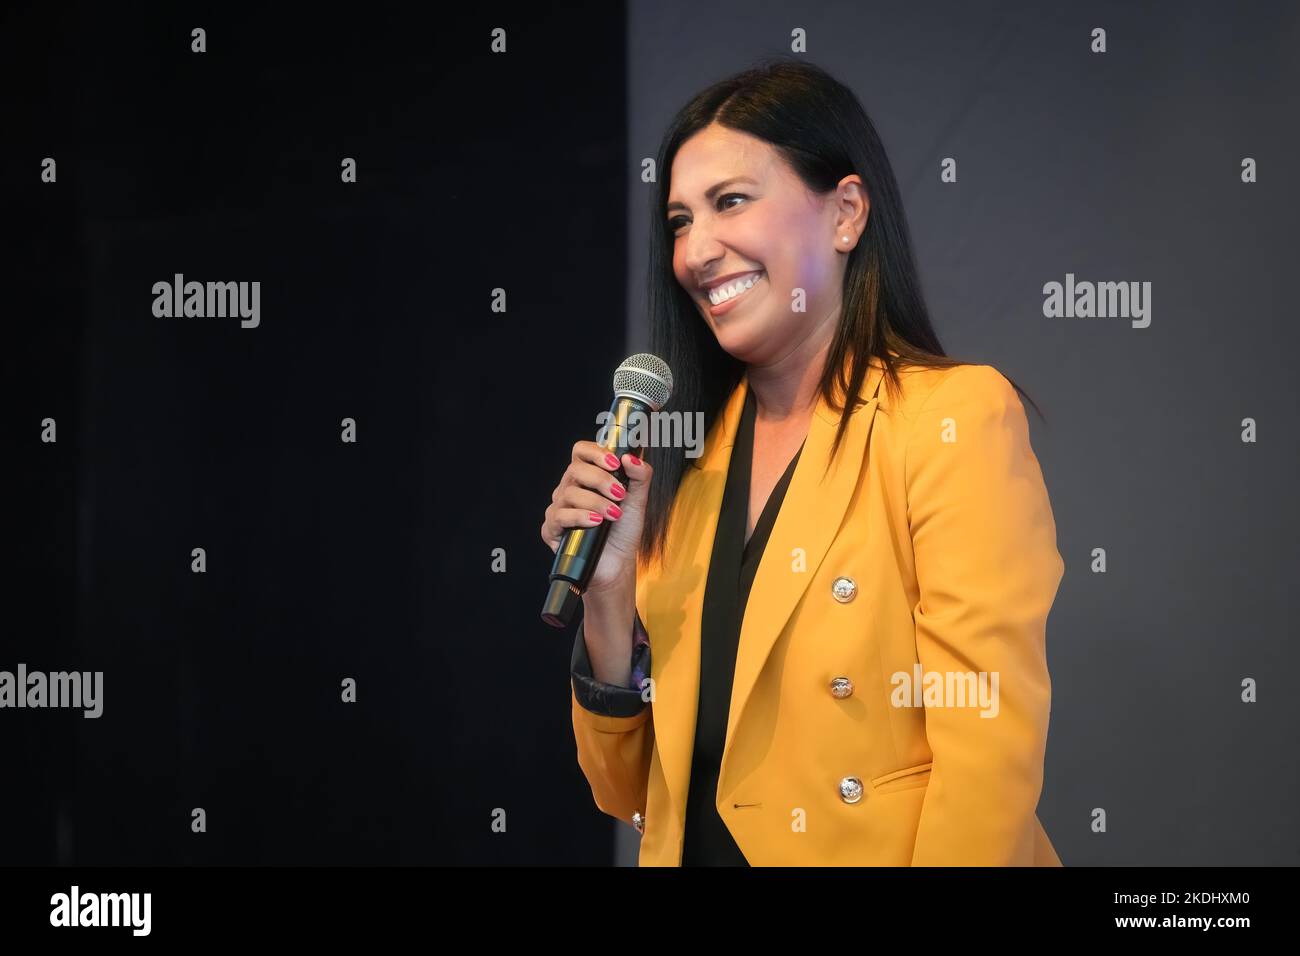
[606,504,622,519]
[588,511,604,522]
[604,453,620,469]
[609,483,625,499]
[628,455,641,466]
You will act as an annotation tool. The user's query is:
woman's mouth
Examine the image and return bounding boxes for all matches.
[706,270,765,318]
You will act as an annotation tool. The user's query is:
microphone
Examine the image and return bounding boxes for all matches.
[541,353,674,628]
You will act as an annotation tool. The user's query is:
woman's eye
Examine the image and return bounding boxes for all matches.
[667,193,750,233]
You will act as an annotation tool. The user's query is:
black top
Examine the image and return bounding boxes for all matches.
[681,384,803,866]
[569,383,804,866]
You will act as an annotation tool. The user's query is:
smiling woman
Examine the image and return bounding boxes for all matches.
[664,123,868,355]
[565,56,1063,867]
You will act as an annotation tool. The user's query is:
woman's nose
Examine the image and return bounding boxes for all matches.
[683,224,724,276]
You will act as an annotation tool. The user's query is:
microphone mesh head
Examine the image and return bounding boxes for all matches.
[613,353,673,411]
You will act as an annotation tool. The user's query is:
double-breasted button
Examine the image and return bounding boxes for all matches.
[839,777,865,804]
[829,676,855,699]
[831,576,857,603]
[631,811,645,834]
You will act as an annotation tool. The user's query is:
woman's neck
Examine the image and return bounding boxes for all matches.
[745,308,838,425]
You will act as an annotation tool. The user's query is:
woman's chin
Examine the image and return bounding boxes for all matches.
[710,320,770,362]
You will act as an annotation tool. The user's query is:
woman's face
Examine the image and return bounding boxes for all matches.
[667,123,868,367]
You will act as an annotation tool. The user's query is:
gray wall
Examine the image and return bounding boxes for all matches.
[619,0,1300,865]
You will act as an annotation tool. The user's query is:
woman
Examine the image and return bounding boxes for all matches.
[541,58,1064,866]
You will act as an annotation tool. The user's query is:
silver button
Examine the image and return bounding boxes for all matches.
[829,676,854,699]
[631,811,645,834]
[831,576,857,603]
[839,777,864,804]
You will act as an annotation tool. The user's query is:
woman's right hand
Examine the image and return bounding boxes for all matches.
[541,442,653,594]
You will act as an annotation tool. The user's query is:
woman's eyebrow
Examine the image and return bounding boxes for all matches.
[666,176,759,213]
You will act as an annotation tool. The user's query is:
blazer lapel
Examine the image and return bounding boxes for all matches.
[720,357,886,795]
[637,372,749,833]
[638,355,887,831]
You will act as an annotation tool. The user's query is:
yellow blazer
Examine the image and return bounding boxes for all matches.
[570,354,1064,866]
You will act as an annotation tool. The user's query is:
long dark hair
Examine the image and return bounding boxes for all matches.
[640,56,1042,567]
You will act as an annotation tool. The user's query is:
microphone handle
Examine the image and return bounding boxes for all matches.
[541,394,649,628]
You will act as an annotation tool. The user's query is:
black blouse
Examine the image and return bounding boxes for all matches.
[570,384,804,866]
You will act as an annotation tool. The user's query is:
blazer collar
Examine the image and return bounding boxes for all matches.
[638,352,888,834]
[688,354,887,472]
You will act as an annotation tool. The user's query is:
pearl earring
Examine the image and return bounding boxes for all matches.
[841,236,850,244]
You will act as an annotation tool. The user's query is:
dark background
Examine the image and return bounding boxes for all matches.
[6,0,1300,869]
[5,2,628,864]
[621,0,1300,867]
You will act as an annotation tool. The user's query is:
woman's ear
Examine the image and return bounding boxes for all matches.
[834,175,869,248]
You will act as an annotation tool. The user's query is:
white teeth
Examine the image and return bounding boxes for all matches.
[707,272,763,305]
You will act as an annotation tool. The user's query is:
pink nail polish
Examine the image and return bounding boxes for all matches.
[588,511,604,522]
[605,453,620,469]
[609,483,625,499]
[607,504,622,519]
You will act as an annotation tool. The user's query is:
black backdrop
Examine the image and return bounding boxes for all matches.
[5,2,629,864]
